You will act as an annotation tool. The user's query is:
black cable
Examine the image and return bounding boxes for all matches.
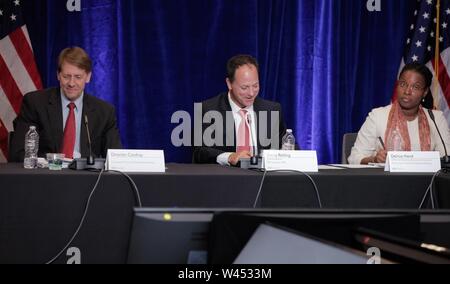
[45,169,143,264]
[418,170,442,209]
[253,169,322,208]
[45,168,105,264]
[106,170,143,207]
[253,169,268,208]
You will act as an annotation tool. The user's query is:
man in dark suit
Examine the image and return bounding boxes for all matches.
[9,47,121,162]
[193,54,288,165]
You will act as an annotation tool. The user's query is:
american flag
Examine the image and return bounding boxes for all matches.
[397,0,450,126]
[0,0,42,163]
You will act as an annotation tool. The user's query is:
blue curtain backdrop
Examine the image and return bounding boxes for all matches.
[21,0,416,163]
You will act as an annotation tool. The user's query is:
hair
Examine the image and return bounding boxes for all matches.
[226,54,259,82]
[399,62,433,89]
[57,47,92,73]
[399,63,434,108]
[421,91,434,109]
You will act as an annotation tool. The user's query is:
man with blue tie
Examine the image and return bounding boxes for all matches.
[9,46,122,162]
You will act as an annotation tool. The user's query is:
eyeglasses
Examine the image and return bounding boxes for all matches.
[397,80,425,92]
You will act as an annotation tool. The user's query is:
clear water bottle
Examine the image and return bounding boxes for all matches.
[23,126,39,169]
[388,128,404,151]
[281,129,296,150]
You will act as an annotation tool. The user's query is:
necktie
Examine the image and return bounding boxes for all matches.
[237,109,251,154]
[61,103,76,158]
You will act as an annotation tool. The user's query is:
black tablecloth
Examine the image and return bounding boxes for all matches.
[0,163,449,263]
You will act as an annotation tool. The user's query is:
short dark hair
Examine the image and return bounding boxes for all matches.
[226,54,259,82]
[58,46,92,73]
[399,63,433,88]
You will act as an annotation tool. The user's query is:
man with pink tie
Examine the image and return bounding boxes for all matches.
[193,54,289,166]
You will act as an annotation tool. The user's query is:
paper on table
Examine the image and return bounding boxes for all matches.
[368,163,385,168]
[328,164,381,169]
[318,165,346,170]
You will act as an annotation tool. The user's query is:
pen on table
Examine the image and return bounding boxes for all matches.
[378,136,385,150]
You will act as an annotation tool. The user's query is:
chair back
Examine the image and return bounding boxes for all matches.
[341,133,358,164]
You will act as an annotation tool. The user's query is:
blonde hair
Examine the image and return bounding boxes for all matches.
[58,47,92,73]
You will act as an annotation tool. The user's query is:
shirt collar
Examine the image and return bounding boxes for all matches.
[227,92,254,114]
[60,89,84,110]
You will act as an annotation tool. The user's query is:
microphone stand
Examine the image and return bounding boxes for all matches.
[428,110,450,169]
[85,115,95,166]
[248,115,259,165]
[247,114,262,169]
[69,115,105,170]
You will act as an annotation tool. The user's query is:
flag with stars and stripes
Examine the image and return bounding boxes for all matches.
[0,0,42,163]
[397,0,450,126]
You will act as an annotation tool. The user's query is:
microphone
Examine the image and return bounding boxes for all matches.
[247,114,259,165]
[427,109,450,168]
[84,115,95,165]
[69,115,105,170]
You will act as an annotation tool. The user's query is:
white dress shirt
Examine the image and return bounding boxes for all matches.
[216,93,258,166]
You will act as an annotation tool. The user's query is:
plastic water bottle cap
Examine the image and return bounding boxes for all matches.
[287,129,292,133]
[30,126,36,130]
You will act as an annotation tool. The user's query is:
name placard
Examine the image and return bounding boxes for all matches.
[384,151,441,173]
[106,149,165,172]
[262,150,318,172]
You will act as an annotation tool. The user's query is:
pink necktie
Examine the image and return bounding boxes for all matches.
[61,103,76,159]
[237,109,251,153]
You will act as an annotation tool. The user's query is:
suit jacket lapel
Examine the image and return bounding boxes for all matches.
[253,97,275,150]
[47,89,64,152]
[253,97,262,150]
[218,93,236,150]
